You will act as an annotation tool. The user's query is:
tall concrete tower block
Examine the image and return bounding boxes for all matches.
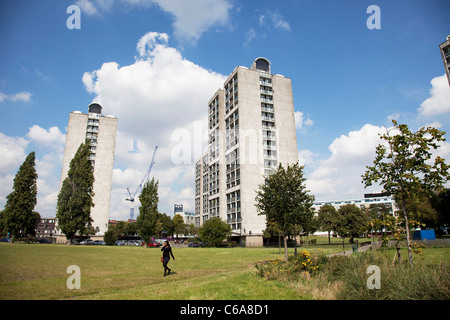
[194,58,298,246]
[59,103,118,235]
[439,35,450,86]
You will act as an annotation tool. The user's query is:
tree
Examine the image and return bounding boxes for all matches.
[431,188,450,235]
[366,203,392,239]
[362,120,449,266]
[56,142,95,244]
[255,163,315,261]
[198,217,231,247]
[3,151,38,238]
[317,205,337,244]
[335,204,368,244]
[136,178,159,246]
[173,214,186,237]
[104,229,118,246]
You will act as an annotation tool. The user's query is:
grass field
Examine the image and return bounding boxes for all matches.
[1,243,448,300]
[0,243,341,300]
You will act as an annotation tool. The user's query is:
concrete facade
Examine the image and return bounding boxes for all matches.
[439,36,450,86]
[195,58,298,246]
[59,104,117,235]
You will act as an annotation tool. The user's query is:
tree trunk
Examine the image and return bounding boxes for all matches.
[293,227,298,257]
[328,231,331,245]
[283,232,288,262]
[396,246,402,264]
[278,234,281,254]
[401,198,414,266]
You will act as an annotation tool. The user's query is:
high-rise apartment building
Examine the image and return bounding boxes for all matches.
[59,103,118,236]
[439,35,450,86]
[194,58,298,246]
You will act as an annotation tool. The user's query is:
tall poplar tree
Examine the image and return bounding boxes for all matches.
[137,178,159,246]
[3,151,38,238]
[56,141,95,243]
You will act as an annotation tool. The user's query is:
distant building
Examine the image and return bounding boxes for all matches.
[439,35,450,86]
[194,57,298,247]
[312,193,397,216]
[35,217,56,241]
[173,204,195,225]
[174,204,184,215]
[59,103,118,236]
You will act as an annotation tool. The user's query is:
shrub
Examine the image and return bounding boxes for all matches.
[255,250,321,281]
[198,217,231,247]
[319,252,450,300]
[256,250,450,300]
[104,229,118,246]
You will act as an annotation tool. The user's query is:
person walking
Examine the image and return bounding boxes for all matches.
[161,240,175,276]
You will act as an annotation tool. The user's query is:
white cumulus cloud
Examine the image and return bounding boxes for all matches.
[83,31,226,218]
[418,75,450,116]
[305,124,386,200]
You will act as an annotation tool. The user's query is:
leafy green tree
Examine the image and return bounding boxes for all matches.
[104,229,118,246]
[126,221,138,236]
[404,190,437,228]
[366,203,392,239]
[187,224,199,237]
[198,217,231,247]
[317,205,337,244]
[431,188,450,235]
[362,120,449,265]
[137,178,159,245]
[3,151,38,238]
[255,163,315,261]
[56,142,95,244]
[173,214,186,237]
[159,213,174,237]
[335,204,368,244]
[113,221,128,237]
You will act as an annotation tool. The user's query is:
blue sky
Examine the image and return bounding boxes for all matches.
[1,0,449,219]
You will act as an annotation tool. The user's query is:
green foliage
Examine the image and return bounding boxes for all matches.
[56,142,95,243]
[104,229,118,246]
[173,214,186,237]
[3,152,38,238]
[431,188,450,233]
[255,162,315,260]
[255,249,321,281]
[198,217,231,247]
[320,252,450,300]
[137,178,159,243]
[362,120,450,265]
[316,205,337,244]
[334,204,368,243]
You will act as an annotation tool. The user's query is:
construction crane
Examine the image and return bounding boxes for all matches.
[126,146,158,221]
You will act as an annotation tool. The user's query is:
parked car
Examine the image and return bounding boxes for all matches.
[79,239,94,245]
[93,240,105,245]
[0,237,10,242]
[115,240,124,246]
[126,240,139,246]
[145,242,161,247]
[188,242,205,247]
[38,238,52,244]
